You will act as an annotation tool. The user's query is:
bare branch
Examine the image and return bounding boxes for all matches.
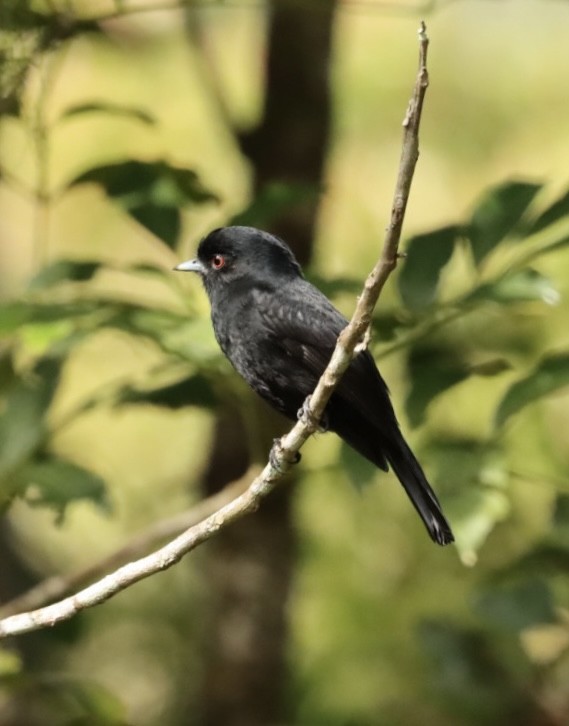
[0,23,431,638]
[0,469,258,618]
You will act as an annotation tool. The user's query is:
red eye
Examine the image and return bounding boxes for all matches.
[211,254,225,270]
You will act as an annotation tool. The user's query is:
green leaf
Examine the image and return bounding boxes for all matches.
[102,305,220,364]
[133,205,179,247]
[428,438,509,562]
[405,346,471,427]
[309,274,412,342]
[420,622,486,690]
[70,161,218,248]
[0,648,21,677]
[0,357,62,496]
[54,679,126,722]
[124,262,171,278]
[371,311,414,342]
[231,181,319,228]
[59,102,156,125]
[29,260,102,290]
[419,621,532,720]
[468,180,542,265]
[419,622,506,691]
[7,670,126,722]
[501,545,569,579]
[0,349,17,395]
[450,487,510,566]
[553,494,569,536]
[115,373,217,409]
[468,358,512,377]
[0,301,38,334]
[19,320,75,356]
[398,226,458,312]
[307,274,362,298]
[495,352,569,428]
[467,268,560,306]
[20,456,109,523]
[0,6,58,32]
[430,438,507,490]
[339,441,377,490]
[473,579,556,632]
[0,300,99,359]
[528,187,569,234]
[526,233,569,263]
[0,301,99,336]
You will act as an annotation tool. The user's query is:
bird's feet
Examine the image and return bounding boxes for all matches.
[269,438,301,474]
[354,326,371,354]
[297,396,329,433]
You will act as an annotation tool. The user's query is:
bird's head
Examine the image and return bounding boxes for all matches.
[175,226,302,297]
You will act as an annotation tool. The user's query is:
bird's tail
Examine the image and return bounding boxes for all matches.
[385,436,454,546]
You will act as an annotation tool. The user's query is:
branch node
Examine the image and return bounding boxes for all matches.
[354,327,371,354]
[297,396,327,432]
[269,438,300,475]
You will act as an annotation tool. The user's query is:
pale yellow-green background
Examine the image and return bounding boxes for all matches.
[1,0,569,722]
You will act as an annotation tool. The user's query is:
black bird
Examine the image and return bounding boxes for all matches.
[176,226,454,546]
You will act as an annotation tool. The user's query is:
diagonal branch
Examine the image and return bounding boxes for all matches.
[0,22,430,639]
[0,469,258,619]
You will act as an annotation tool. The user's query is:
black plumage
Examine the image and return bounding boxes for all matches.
[175,226,453,546]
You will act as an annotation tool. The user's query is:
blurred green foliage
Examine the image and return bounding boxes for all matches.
[1,1,569,725]
[71,160,218,248]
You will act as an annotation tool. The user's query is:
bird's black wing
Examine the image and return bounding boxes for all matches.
[250,283,346,413]
[253,282,397,458]
[254,282,454,546]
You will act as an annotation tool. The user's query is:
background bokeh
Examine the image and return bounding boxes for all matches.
[1,1,569,724]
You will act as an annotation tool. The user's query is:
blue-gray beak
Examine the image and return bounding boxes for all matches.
[174,258,206,274]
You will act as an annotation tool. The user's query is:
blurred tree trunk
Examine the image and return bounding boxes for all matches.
[186,3,336,725]
[239,1,335,265]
